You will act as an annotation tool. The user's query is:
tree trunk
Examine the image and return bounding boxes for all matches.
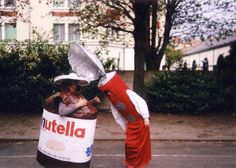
[146,1,174,71]
[155,4,173,69]
[132,1,150,98]
[146,0,158,70]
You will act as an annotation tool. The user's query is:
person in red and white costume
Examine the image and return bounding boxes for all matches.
[98,71,151,168]
[67,42,151,168]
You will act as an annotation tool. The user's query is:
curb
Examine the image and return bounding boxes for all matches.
[1,138,236,143]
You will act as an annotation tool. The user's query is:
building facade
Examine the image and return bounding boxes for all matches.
[181,35,236,71]
[0,0,134,70]
[168,34,236,71]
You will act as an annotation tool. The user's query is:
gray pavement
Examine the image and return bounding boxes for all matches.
[1,141,236,168]
[0,111,236,141]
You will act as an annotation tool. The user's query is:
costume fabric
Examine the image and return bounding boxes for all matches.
[99,72,151,168]
[44,91,97,119]
[37,90,97,167]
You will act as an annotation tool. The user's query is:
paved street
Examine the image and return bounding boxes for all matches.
[0,140,235,168]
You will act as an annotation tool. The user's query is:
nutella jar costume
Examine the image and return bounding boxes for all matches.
[68,42,151,168]
[36,73,98,168]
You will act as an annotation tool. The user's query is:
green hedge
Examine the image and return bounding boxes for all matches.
[0,42,106,113]
[146,70,234,114]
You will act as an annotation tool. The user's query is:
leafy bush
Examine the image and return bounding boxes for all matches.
[146,70,234,114]
[215,41,236,111]
[0,42,108,113]
[0,42,71,113]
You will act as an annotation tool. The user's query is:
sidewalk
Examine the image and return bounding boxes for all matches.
[0,111,236,141]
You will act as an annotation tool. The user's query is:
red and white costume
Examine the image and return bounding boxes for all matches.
[98,72,151,168]
[68,42,151,167]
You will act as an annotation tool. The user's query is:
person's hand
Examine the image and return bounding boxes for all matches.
[53,92,60,98]
[91,96,101,104]
[123,128,126,135]
[144,119,150,127]
[76,98,88,108]
[46,92,60,103]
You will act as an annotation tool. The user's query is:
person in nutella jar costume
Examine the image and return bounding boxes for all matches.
[67,42,151,168]
[45,72,100,119]
[37,72,100,168]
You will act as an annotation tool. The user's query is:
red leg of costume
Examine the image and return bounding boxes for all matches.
[125,120,151,168]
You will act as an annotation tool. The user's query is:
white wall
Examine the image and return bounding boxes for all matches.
[182,46,230,70]
[82,41,134,70]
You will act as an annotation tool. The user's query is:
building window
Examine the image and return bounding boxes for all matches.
[202,58,209,71]
[53,0,65,8]
[53,0,79,8]
[68,0,79,8]
[0,25,2,40]
[1,0,16,7]
[68,24,79,41]
[192,60,196,71]
[53,23,65,41]
[5,23,16,40]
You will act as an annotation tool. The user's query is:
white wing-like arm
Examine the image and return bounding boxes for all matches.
[108,100,127,131]
[126,89,149,120]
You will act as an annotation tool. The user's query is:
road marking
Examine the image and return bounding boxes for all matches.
[0,155,36,158]
[93,154,234,158]
[153,154,234,158]
[0,154,234,158]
